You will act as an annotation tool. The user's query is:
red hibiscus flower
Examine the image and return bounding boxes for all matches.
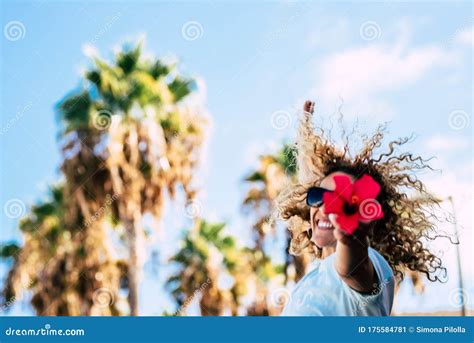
[322,174,384,234]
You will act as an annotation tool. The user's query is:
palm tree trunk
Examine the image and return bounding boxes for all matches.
[109,122,145,316]
[128,223,139,316]
[125,215,143,316]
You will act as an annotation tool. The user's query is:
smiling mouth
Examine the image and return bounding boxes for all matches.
[316,219,334,231]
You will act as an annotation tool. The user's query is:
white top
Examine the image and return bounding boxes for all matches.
[281,247,395,316]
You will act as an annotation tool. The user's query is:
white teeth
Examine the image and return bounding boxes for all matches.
[318,220,332,229]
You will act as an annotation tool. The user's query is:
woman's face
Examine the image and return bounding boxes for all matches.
[310,171,355,248]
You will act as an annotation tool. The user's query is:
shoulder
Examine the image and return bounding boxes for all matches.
[368,247,394,285]
[340,248,395,315]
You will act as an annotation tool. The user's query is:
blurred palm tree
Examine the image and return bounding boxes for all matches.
[57,42,207,315]
[167,220,240,315]
[242,145,311,282]
[240,247,283,316]
[1,185,125,315]
[241,144,311,315]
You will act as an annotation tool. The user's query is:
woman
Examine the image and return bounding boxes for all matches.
[277,101,446,316]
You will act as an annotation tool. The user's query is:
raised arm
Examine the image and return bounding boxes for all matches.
[329,215,377,293]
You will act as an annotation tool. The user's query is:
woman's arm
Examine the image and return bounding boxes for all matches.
[329,214,377,293]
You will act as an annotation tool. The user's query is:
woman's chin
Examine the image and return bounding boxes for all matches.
[312,230,336,248]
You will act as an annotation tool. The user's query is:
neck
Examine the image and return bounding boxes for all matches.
[321,245,336,258]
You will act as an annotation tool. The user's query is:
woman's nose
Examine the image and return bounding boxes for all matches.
[313,204,325,217]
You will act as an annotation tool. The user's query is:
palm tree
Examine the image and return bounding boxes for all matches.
[242,144,311,285]
[167,220,240,316]
[240,247,283,316]
[1,185,125,315]
[240,144,312,315]
[57,42,207,315]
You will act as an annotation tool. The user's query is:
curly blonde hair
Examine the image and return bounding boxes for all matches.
[276,101,449,282]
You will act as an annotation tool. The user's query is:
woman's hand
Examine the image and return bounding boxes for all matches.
[329,213,373,244]
[329,213,377,293]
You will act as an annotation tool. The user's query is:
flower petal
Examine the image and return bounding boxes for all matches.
[333,175,354,202]
[336,213,359,234]
[322,192,344,214]
[353,174,381,201]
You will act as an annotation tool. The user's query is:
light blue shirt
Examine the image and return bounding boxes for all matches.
[281,247,394,316]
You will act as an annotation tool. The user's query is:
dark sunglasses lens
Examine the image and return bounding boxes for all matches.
[306,187,326,207]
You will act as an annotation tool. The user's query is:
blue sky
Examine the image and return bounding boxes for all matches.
[1,0,472,315]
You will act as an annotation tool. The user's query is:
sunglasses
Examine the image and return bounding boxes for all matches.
[306,187,331,207]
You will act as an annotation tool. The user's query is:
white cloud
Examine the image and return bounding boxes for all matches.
[309,23,457,118]
[81,43,99,58]
[425,134,470,152]
[454,25,473,46]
